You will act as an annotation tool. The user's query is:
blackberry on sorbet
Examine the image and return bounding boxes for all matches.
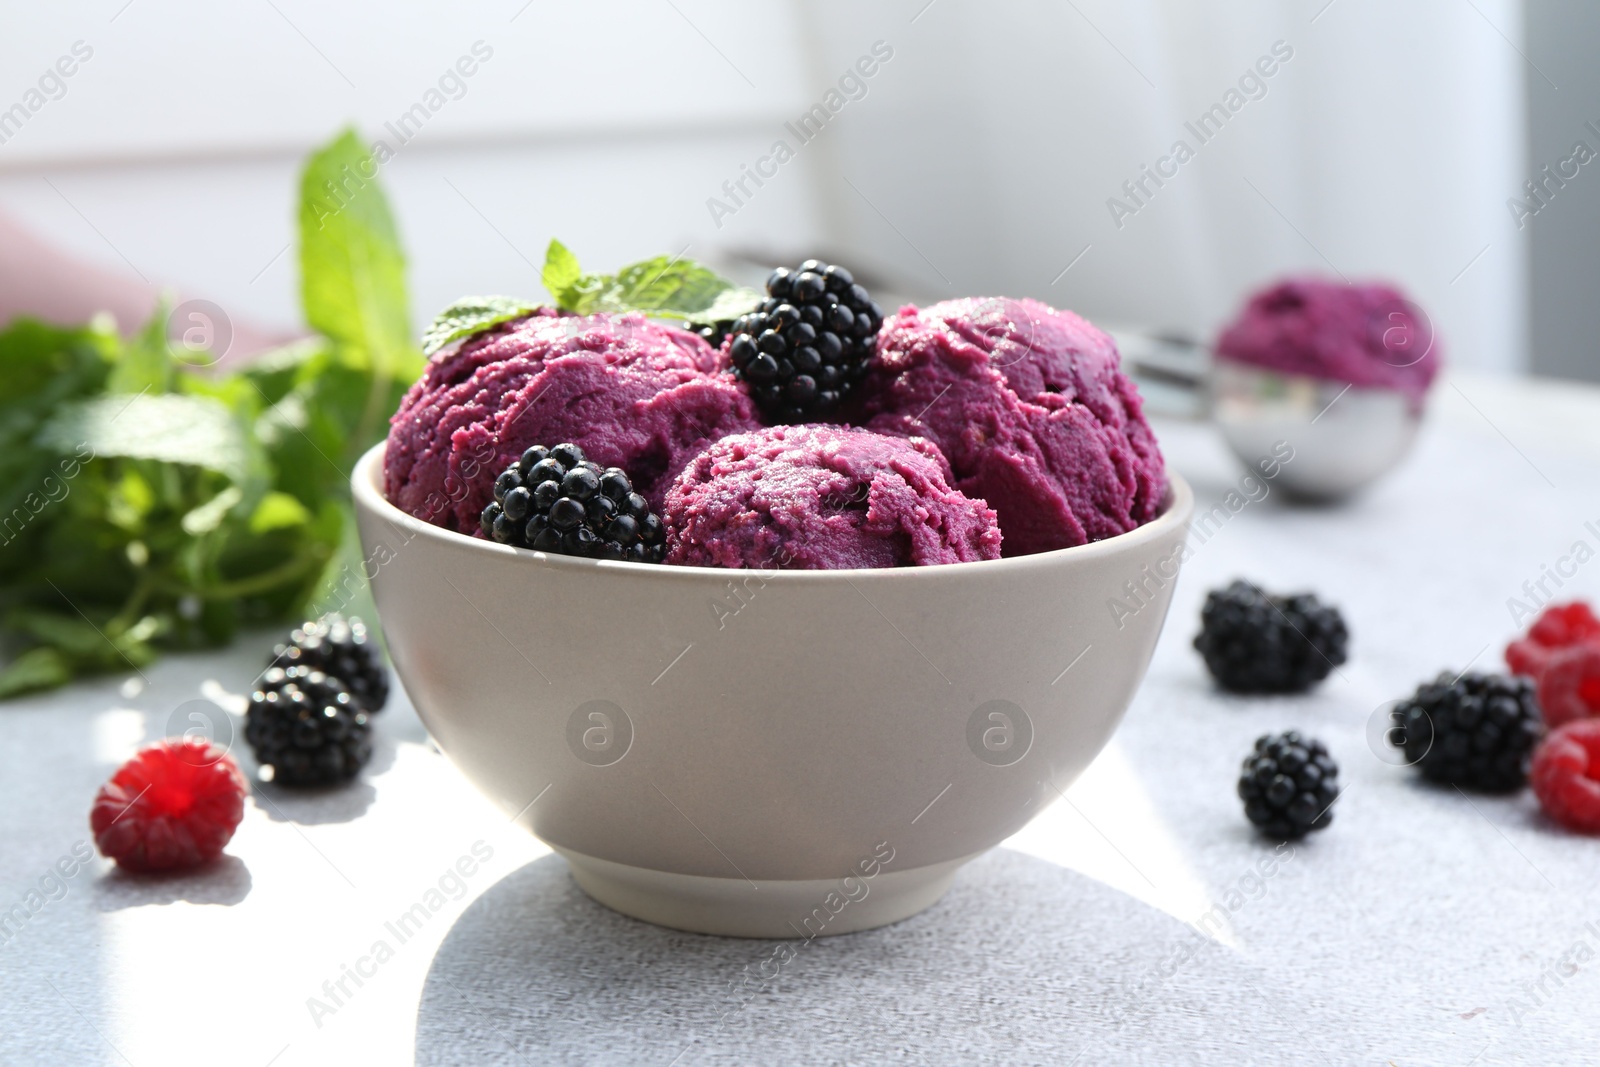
[246,666,373,787]
[1194,580,1348,693]
[1238,730,1339,839]
[479,443,665,563]
[1391,671,1542,792]
[725,259,883,421]
[269,613,388,713]
[684,319,735,350]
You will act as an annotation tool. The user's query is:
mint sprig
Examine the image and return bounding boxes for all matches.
[421,241,761,357]
[421,296,538,356]
[0,127,422,699]
[555,243,761,321]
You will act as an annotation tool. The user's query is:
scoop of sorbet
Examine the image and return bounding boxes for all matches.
[663,424,1002,569]
[384,309,760,536]
[858,297,1166,557]
[1214,276,1442,410]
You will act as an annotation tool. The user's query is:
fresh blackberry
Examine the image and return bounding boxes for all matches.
[269,613,388,713]
[1193,580,1348,693]
[726,259,883,421]
[246,666,372,787]
[1391,671,1542,792]
[1238,730,1339,839]
[478,443,666,563]
[685,319,734,350]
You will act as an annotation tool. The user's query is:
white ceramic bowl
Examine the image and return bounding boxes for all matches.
[352,444,1193,937]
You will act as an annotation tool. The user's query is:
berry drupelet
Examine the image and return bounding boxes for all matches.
[1390,671,1542,792]
[684,319,735,350]
[269,613,388,714]
[725,259,883,421]
[479,443,666,563]
[246,666,373,787]
[1238,730,1339,839]
[1193,580,1349,694]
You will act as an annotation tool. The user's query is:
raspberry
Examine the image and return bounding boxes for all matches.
[90,739,249,872]
[1531,719,1600,833]
[1506,638,1555,680]
[1536,644,1600,729]
[1530,602,1600,646]
[1506,602,1600,680]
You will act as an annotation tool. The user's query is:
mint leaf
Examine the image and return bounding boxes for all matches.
[298,129,413,375]
[541,242,759,322]
[37,393,251,482]
[180,485,245,536]
[421,296,537,356]
[0,128,428,700]
[543,241,609,315]
[0,647,71,698]
[0,318,114,560]
[107,302,175,395]
[542,239,581,302]
[596,257,756,320]
[248,490,313,534]
[695,284,764,323]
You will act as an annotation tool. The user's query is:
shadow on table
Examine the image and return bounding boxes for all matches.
[414,848,1306,1066]
[252,777,378,825]
[93,854,252,910]
[247,713,428,824]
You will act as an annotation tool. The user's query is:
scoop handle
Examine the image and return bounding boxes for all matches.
[1105,327,1212,420]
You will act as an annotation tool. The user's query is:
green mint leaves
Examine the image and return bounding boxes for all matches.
[420,240,761,357]
[0,127,422,699]
[299,130,416,379]
[421,296,538,357]
[545,239,761,320]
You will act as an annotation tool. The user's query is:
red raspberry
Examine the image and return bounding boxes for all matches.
[1536,644,1600,728]
[91,739,249,872]
[1532,719,1600,833]
[1530,602,1600,647]
[1506,637,1555,679]
[1507,602,1600,681]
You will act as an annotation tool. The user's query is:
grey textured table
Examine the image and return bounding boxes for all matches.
[4,371,1599,1066]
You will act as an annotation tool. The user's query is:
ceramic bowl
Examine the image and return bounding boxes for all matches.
[352,444,1193,937]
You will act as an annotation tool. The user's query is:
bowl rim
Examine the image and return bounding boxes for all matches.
[352,442,1193,584]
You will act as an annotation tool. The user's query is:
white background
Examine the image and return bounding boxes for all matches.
[0,0,1531,374]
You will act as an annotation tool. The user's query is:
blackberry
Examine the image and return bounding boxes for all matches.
[684,319,734,350]
[245,666,372,787]
[1391,671,1542,792]
[269,613,388,713]
[726,259,883,421]
[1238,730,1339,839]
[1193,580,1348,693]
[478,443,666,563]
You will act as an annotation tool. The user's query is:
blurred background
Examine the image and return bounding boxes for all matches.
[2,0,1594,380]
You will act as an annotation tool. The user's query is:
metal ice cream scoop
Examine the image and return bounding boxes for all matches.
[1109,327,1423,502]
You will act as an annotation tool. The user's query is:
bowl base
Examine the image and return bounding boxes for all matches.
[555,847,979,939]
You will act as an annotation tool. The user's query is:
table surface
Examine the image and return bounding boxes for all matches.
[4,370,1600,1067]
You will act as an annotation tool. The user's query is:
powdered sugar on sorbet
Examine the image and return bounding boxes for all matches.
[664,424,1002,569]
